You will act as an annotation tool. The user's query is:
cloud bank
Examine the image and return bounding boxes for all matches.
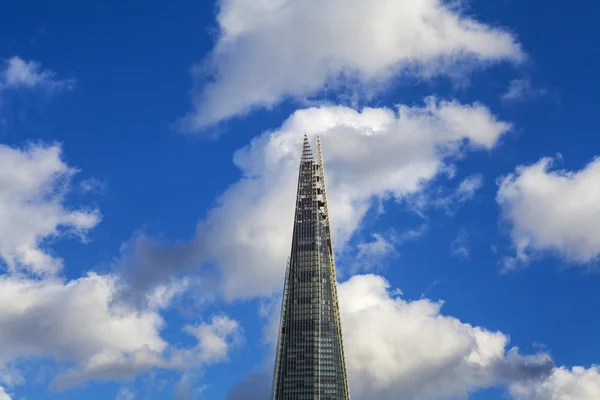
[0,140,240,391]
[339,274,553,399]
[181,0,524,129]
[230,274,555,400]
[124,98,512,303]
[0,271,242,389]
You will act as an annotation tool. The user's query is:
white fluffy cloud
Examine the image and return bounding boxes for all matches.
[510,366,600,400]
[123,98,510,303]
[0,272,242,389]
[1,56,74,93]
[183,315,242,364]
[0,138,239,391]
[0,143,100,276]
[238,274,554,400]
[0,387,11,400]
[497,156,600,268]
[190,98,511,300]
[0,273,168,389]
[125,98,512,303]
[338,274,553,399]
[182,0,524,128]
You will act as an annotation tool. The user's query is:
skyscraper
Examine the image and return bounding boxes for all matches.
[272,136,351,400]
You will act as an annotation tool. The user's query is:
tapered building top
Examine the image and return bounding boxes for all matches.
[301,134,314,162]
[272,136,350,399]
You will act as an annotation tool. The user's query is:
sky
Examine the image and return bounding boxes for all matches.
[0,0,599,399]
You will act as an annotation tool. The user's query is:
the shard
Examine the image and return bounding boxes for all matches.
[272,135,351,400]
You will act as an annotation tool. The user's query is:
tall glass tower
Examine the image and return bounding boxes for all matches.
[272,135,351,400]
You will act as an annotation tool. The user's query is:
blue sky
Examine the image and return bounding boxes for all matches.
[1,1,599,399]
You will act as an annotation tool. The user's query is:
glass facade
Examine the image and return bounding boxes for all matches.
[272,136,350,400]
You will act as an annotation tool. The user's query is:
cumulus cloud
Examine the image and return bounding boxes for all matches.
[124,98,511,303]
[0,387,11,400]
[338,274,553,399]
[502,79,547,102]
[172,318,241,400]
[0,140,161,389]
[183,315,242,364]
[510,366,600,400]
[231,274,554,400]
[0,137,239,390]
[198,98,510,300]
[0,273,168,389]
[0,143,100,276]
[181,0,524,129]
[123,98,511,302]
[497,156,600,268]
[1,56,75,93]
[113,232,207,309]
[0,273,241,389]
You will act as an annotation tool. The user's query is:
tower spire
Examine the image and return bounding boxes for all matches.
[271,135,351,400]
[301,133,313,162]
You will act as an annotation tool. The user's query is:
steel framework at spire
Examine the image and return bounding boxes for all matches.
[271,135,351,400]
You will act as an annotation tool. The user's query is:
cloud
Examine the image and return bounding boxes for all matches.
[1,56,75,93]
[0,365,23,388]
[113,232,204,309]
[338,274,554,399]
[0,273,241,389]
[52,346,172,389]
[230,274,554,400]
[412,173,484,215]
[497,156,600,268]
[79,177,107,194]
[258,296,283,352]
[456,174,484,201]
[174,374,210,400]
[0,137,238,391]
[0,273,169,389]
[172,317,241,400]
[351,225,428,273]
[510,366,600,400]
[0,387,12,400]
[116,388,136,400]
[451,228,471,260]
[197,99,510,300]
[0,143,101,276]
[354,233,398,271]
[502,79,547,102]
[183,315,242,364]
[181,0,524,129]
[124,98,511,302]
[0,140,161,388]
